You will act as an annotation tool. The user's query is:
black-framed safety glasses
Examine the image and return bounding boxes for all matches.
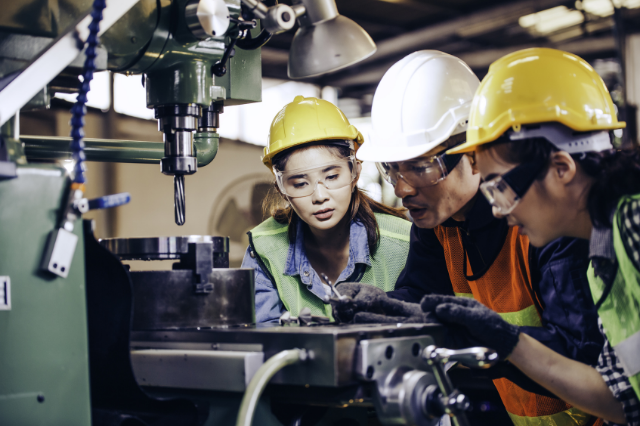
[479,157,547,215]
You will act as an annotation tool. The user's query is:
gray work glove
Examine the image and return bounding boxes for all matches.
[331,282,440,324]
[421,294,520,359]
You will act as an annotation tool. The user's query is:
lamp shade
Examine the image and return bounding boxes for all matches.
[288,15,376,79]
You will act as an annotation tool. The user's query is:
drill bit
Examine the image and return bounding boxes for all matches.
[174,175,186,226]
[320,273,347,300]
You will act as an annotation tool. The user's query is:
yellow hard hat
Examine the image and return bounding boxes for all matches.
[262,96,364,170]
[448,48,625,154]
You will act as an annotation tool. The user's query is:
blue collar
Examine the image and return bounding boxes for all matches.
[283,218,372,301]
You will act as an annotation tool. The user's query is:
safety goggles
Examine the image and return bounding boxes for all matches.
[376,153,462,188]
[479,158,546,216]
[274,156,357,198]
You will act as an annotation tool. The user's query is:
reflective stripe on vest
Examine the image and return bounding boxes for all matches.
[587,194,640,400]
[249,214,411,319]
[435,225,593,426]
[454,292,542,326]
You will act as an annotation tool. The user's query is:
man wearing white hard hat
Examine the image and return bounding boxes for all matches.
[354,50,605,426]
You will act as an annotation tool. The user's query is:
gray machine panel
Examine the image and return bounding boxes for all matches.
[131,323,445,388]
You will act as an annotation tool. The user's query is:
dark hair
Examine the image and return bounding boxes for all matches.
[263,141,408,253]
[478,134,640,228]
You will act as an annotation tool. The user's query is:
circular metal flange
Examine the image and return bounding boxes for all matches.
[161,156,198,175]
[154,103,202,119]
[100,235,229,260]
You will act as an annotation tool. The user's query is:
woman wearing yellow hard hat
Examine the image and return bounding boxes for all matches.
[243,96,412,323]
[419,48,640,424]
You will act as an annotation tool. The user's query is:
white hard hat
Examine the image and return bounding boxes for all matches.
[357,51,480,162]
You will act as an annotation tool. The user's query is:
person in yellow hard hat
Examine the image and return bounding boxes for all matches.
[242,96,412,323]
[418,48,640,424]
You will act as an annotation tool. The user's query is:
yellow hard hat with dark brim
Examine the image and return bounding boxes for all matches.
[262,96,364,170]
[447,48,625,155]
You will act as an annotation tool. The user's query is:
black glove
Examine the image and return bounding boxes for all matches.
[421,294,520,359]
[330,283,440,324]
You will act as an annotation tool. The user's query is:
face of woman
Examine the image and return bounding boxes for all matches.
[475,148,574,247]
[283,146,357,232]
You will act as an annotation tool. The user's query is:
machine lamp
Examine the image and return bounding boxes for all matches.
[241,0,376,79]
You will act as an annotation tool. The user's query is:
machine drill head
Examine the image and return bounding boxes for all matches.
[156,104,201,226]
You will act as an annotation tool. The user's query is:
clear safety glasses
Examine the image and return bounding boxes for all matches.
[274,156,357,198]
[479,158,546,216]
[376,153,462,188]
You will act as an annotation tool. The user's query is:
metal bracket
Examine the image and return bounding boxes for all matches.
[172,241,214,293]
[41,228,79,278]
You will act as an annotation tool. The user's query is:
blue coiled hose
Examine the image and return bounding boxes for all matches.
[70,0,106,184]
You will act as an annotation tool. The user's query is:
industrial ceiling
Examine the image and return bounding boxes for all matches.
[262,0,640,98]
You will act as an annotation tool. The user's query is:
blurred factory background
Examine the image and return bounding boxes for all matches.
[20,0,640,267]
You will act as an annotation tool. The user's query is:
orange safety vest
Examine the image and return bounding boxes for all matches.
[434,225,601,426]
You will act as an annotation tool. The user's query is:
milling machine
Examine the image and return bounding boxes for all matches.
[0,1,495,425]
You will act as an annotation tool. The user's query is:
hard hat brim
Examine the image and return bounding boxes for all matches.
[357,135,452,163]
[447,119,626,155]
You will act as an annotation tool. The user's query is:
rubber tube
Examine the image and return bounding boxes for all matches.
[236,349,304,426]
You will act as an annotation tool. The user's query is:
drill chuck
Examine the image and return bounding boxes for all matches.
[155,103,201,225]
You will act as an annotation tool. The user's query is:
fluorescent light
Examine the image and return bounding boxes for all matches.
[616,0,640,9]
[577,0,640,17]
[519,6,584,35]
[580,0,614,16]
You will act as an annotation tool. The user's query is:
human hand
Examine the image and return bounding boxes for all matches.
[421,294,520,359]
[331,282,430,324]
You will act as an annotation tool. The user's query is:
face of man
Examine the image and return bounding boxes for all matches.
[388,149,481,229]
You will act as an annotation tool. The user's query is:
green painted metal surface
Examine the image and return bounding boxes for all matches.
[215,40,263,106]
[146,60,218,107]
[22,136,165,164]
[100,0,160,71]
[194,131,219,165]
[0,164,92,426]
[137,0,260,107]
[22,133,220,167]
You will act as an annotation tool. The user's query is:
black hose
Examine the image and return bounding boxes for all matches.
[236,29,272,50]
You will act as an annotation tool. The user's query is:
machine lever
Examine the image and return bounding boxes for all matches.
[423,345,475,426]
[428,346,499,369]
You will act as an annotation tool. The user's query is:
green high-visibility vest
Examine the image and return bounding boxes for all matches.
[248,213,411,319]
[587,194,640,400]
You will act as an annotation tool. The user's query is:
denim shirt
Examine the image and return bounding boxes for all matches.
[242,219,372,323]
